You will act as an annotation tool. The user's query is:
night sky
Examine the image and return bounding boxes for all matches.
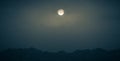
[0,0,120,52]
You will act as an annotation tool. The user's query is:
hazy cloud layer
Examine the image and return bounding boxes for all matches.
[0,0,120,51]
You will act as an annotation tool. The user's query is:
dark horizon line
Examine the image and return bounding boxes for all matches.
[1,47,120,53]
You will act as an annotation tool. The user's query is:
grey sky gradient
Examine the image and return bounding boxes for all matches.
[0,0,120,52]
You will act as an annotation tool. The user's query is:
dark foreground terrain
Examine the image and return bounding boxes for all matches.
[0,48,120,61]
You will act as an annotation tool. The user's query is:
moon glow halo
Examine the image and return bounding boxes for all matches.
[58,9,64,16]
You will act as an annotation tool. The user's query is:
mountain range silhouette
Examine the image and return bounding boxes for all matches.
[0,48,120,61]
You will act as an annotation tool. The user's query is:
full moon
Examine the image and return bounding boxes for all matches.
[58,9,64,16]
